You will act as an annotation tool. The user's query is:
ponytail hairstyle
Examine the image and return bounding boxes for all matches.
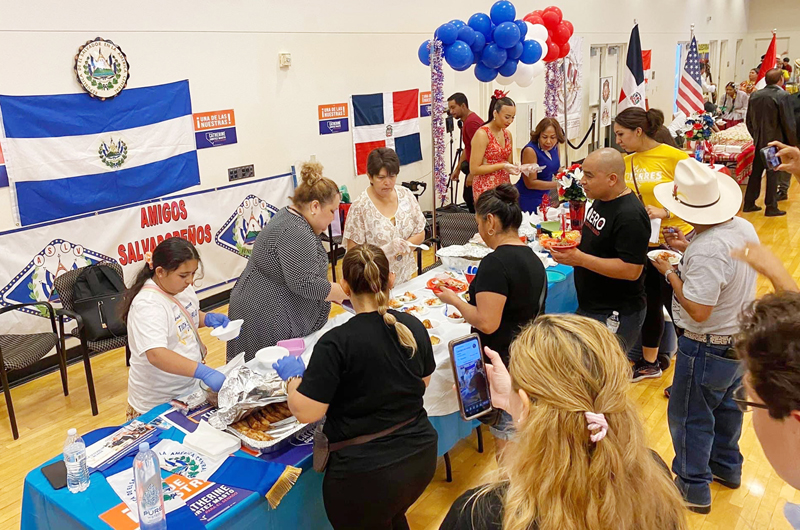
[469,314,687,530]
[475,183,523,232]
[289,161,340,207]
[613,107,665,140]
[341,244,418,356]
[120,237,201,322]
[484,96,516,125]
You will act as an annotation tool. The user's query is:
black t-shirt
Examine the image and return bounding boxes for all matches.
[297,310,437,476]
[574,193,650,314]
[468,245,546,365]
[440,485,509,530]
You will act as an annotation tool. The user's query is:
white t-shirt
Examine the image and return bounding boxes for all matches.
[127,279,202,413]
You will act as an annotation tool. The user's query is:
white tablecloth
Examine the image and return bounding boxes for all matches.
[297,267,469,417]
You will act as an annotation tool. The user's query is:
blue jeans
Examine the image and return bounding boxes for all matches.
[668,336,744,505]
[576,307,647,354]
[489,410,515,441]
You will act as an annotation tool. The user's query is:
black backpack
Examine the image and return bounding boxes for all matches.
[72,264,127,341]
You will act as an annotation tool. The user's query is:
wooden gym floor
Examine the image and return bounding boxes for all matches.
[1,182,799,529]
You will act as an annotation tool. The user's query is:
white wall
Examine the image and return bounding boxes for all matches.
[0,0,753,233]
[745,0,800,71]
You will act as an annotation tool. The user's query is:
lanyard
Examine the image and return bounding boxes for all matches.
[141,284,207,361]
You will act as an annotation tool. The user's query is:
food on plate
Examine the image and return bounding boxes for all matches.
[229,402,294,441]
[426,277,468,294]
[430,336,441,346]
[657,252,673,261]
[447,311,462,320]
[422,319,433,329]
[403,305,426,315]
[388,298,405,309]
[396,291,418,302]
[539,231,581,250]
[424,297,444,307]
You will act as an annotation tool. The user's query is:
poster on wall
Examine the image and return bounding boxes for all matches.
[194,109,237,149]
[318,103,349,135]
[600,76,614,127]
[557,36,584,138]
[0,171,295,336]
[420,91,432,117]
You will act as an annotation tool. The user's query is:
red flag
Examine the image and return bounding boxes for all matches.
[755,34,777,89]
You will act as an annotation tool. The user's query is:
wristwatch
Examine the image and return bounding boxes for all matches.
[664,207,672,219]
[283,375,303,393]
[664,269,675,283]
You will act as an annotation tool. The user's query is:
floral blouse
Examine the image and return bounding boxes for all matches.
[343,185,426,285]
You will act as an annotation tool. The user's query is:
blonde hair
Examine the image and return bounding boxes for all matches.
[476,314,686,530]
[290,161,340,206]
[341,244,418,356]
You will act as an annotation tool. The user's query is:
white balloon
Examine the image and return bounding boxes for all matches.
[513,62,535,87]
[531,61,546,79]
[534,38,548,63]
[528,24,549,42]
[496,74,514,86]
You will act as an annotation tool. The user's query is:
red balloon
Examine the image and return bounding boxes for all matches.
[558,42,571,58]
[544,6,563,21]
[541,10,561,30]
[552,22,571,45]
[544,39,560,62]
[531,9,543,16]
[562,19,574,37]
[524,14,544,25]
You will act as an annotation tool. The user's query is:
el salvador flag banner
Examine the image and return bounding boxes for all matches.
[351,89,423,175]
[618,25,647,113]
[0,80,200,226]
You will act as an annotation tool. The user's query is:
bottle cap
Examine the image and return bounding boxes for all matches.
[139,442,150,452]
[67,428,77,436]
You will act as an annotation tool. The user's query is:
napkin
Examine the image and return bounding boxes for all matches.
[649,218,662,245]
[183,420,241,460]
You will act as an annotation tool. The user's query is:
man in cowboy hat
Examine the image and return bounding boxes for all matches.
[651,159,759,514]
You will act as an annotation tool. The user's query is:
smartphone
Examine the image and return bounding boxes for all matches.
[761,146,782,170]
[448,334,493,421]
[339,300,355,314]
[41,460,68,490]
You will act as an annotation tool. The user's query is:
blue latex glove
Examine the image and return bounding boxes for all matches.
[194,363,226,392]
[204,313,230,329]
[272,355,305,381]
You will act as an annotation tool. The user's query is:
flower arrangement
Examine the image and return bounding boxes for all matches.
[684,113,715,142]
[556,163,586,202]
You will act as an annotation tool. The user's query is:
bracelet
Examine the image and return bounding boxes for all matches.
[664,208,671,219]
[664,269,675,283]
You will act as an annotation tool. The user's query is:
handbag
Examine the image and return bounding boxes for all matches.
[72,264,126,341]
[313,416,416,473]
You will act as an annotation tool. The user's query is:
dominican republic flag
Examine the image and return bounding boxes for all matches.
[0,144,7,188]
[755,33,777,90]
[675,37,704,117]
[351,89,423,175]
[618,25,646,112]
[0,80,199,226]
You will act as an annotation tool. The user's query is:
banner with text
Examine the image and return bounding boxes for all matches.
[318,103,349,135]
[193,109,237,149]
[0,172,294,336]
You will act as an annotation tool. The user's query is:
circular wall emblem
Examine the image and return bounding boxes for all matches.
[74,38,130,100]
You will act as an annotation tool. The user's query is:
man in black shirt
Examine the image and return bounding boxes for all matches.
[551,148,650,353]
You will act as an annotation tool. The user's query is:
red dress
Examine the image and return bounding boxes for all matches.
[473,126,512,200]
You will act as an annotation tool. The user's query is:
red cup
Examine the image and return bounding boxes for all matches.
[465,273,476,284]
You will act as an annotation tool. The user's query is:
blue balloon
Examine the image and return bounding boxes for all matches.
[475,62,499,82]
[471,32,486,53]
[457,26,476,47]
[490,1,516,24]
[481,43,507,69]
[445,41,474,70]
[515,19,528,39]
[468,13,492,39]
[489,22,497,40]
[449,19,466,29]
[435,23,459,45]
[473,49,483,64]
[520,39,543,65]
[494,21,521,49]
[507,41,524,60]
[498,58,519,77]
[418,40,431,66]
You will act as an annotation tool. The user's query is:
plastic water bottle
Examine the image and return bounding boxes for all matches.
[606,311,620,334]
[133,442,166,530]
[63,428,90,493]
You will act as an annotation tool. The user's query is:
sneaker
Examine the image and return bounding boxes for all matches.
[657,353,671,371]
[765,207,787,217]
[712,474,741,489]
[632,361,662,382]
[742,204,762,212]
[685,500,712,514]
[777,191,789,202]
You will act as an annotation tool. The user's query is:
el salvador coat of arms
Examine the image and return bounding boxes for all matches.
[74,37,130,100]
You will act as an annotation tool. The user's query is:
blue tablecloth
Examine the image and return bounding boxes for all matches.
[543,263,578,315]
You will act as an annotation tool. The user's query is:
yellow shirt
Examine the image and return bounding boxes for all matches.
[624,144,693,245]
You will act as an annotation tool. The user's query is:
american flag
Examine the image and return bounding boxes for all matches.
[676,37,704,116]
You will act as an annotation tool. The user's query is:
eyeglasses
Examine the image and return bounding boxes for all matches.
[732,386,770,413]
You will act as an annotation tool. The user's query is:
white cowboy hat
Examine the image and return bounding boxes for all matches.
[654,158,742,225]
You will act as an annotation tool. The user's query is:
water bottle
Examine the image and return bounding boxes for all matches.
[63,428,90,493]
[133,442,167,530]
[694,142,704,162]
[606,311,620,334]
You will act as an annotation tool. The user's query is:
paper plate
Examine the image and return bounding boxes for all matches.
[546,269,567,283]
[647,249,682,266]
[210,319,244,341]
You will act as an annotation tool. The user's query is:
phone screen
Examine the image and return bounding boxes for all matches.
[450,335,492,420]
[762,146,781,170]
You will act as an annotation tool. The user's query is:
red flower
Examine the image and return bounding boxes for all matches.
[693,123,703,130]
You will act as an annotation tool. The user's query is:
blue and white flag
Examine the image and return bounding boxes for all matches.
[618,25,646,112]
[0,80,200,226]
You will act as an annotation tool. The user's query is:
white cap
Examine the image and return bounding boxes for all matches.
[67,428,76,436]
[139,442,150,452]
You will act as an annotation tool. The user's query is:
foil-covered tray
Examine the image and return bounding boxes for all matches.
[207,366,287,429]
[226,419,314,454]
